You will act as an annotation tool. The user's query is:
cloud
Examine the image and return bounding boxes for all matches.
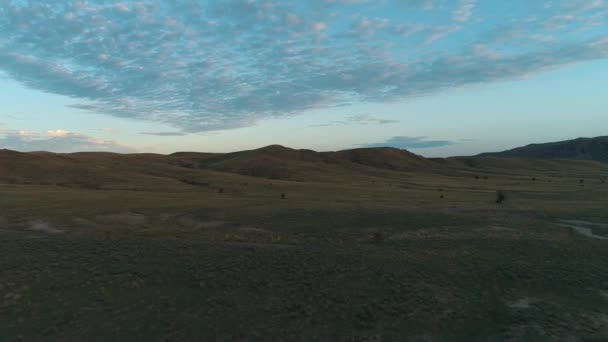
[453,0,477,22]
[310,113,399,127]
[0,128,134,153]
[90,128,121,134]
[364,136,455,149]
[140,131,188,136]
[0,1,607,133]
[47,129,69,137]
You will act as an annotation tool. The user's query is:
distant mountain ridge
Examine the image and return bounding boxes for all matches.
[478,136,608,162]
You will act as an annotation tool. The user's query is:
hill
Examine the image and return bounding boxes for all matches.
[478,136,608,162]
[169,145,435,180]
[2,144,607,189]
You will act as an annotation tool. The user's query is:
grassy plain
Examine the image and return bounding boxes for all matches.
[1,147,608,341]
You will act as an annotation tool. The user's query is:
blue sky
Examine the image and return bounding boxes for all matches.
[0,0,607,156]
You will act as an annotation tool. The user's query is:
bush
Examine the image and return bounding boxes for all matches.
[281,193,286,199]
[372,232,384,243]
[218,188,224,194]
[496,190,506,204]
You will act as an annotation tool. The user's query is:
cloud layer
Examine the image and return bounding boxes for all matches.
[0,128,134,153]
[0,1,607,132]
[364,136,454,149]
[310,113,399,127]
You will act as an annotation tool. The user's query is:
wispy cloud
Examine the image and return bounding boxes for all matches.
[0,128,134,153]
[89,128,121,135]
[0,1,606,132]
[453,0,477,22]
[364,136,455,149]
[140,131,188,137]
[310,113,399,127]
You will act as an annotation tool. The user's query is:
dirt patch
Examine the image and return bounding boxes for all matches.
[217,241,295,249]
[158,213,172,222]
[558,220,608,240]
[72,217,98,225]
[561,219,608,228]
[176,215,226,229]
[29,219,64,234]
[508,297,537,310]
[478,225,515,232]
[238,226,270,233]
[95,212,148,226]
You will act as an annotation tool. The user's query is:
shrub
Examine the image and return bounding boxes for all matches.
[373,232,384,243]
[218,188,224,194]
[496,190,506,204]
[440,194,444,199]
[281,193,286,199]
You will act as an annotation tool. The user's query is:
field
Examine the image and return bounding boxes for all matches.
[1,146,608,341]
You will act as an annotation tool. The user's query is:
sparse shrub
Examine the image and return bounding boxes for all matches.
[373,232,384,243]
[475,175,480,180]
[532,177,537,181]
[601,176,607,184]
[483,175,488,180]
[496,190,506,204]
[218,188,224,194]
[440,194,444,199]
[281,193,286,199]
[580,179,585,184]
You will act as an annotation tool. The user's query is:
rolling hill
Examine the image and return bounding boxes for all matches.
[2,143,607,190]
[478,136,608,162]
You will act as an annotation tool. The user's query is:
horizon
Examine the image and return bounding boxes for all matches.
[2,135,607,158]
[1,1,607,157]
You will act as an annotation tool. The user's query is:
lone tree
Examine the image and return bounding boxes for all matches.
[496,190,506,204]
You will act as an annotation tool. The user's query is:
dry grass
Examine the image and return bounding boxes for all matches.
[1,148,608,340]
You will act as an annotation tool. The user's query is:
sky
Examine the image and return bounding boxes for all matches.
[0,0,607,156]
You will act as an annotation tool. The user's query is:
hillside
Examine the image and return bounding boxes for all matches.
[170,145,436,180]
[478,136,608,162]
[2,144,607,190]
